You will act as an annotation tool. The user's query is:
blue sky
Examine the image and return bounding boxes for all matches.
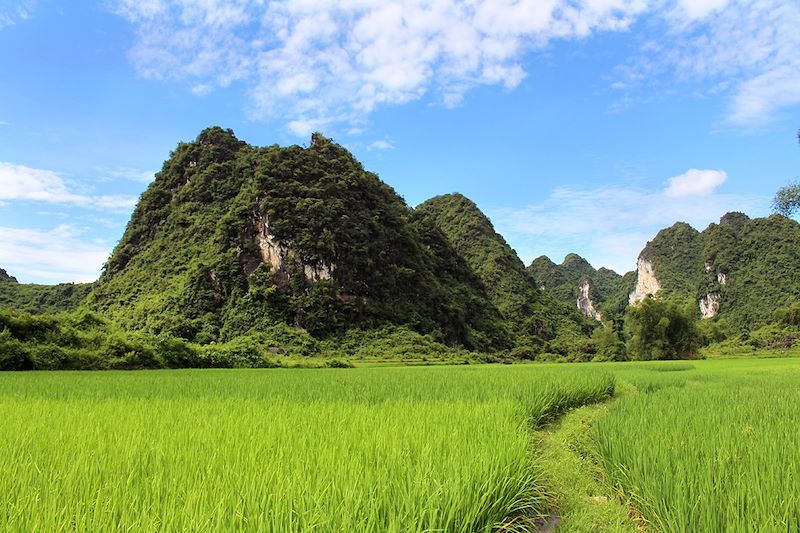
[0,0,798,283]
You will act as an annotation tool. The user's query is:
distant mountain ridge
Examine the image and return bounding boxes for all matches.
[2,128,797,356]
[529,254,635,321]
[416,193,594,353]
[629,212,800,330]
[0,269,93,314]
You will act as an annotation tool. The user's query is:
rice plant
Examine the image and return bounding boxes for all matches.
[0,365,613,532]
[597,359,800,533]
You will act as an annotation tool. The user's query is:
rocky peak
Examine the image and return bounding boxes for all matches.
[719,212,750,227]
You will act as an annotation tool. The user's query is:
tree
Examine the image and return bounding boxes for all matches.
[773,182,800,217]
[624,296,700,360]
[591,322,627,361]
[772,130,800,217]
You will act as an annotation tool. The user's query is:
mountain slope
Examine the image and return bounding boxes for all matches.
[415,193,594,352]
[86,128,508,350]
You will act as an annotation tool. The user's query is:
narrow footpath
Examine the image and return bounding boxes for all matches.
[533,388,647,533]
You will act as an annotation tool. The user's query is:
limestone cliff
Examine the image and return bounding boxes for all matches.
[629,257,662,305]
[577,279,603,321]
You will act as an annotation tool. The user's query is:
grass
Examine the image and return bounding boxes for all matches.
[0,365,613,532]
[535,402,641,533]
[596,358,800,533]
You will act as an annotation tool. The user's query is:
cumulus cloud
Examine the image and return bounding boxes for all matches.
[368,139,395,151]
[0,162,137,211]
[489,180,765,274]
[0,225,111,283]
[675,0,729,20]
[664,169,727,197]
[112,0,648,134]
[618,0,800,125]
[110,0,800,131]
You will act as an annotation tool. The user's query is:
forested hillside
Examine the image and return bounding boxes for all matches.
[529,254,635,321]
[630,213,800,331]
[85,129,522,350]
[416,194,595,355]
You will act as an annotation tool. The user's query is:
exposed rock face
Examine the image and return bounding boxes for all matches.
[577,279,602,321]
[717,272,728,285]
[629,257,661,305]
[700,293,721,319]
[255,213,333,283]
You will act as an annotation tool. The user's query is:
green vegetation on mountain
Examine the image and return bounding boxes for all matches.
[2,128,797,366]
[85,128,507,351]
[639,221,705,299]
[528,254,634,321]
[639,213,800,332]
[0,269,92,314]
[701,214,800,330]
[415,193,596,356]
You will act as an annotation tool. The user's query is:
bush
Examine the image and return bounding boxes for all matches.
[0,331,33,370]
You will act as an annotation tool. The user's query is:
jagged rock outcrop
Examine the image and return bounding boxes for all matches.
[699,292,721,318]
[629,257,662,305]
[255,213,333,282]
[577,279,602,321]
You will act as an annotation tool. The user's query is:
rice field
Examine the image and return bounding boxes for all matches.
[2,358,799,532]
[597,359,800,533]
[0,365,613,532]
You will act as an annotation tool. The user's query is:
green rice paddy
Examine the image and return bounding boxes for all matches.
[0,358,798,532]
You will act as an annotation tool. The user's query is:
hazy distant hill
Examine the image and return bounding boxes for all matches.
[0,268,92,314]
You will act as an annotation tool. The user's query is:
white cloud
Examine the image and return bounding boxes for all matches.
[617,0,800,125]
[112,0,648,135]
[0,120,9,126]
[676,0,729,20]
[112,1,800,131]
[0,1,33,29]
[664,168,727,197]
[368,139,394,151]
[0,162,138,212]
[109,167,155,183]
[0,225,111,283]
[489,181,765,274]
